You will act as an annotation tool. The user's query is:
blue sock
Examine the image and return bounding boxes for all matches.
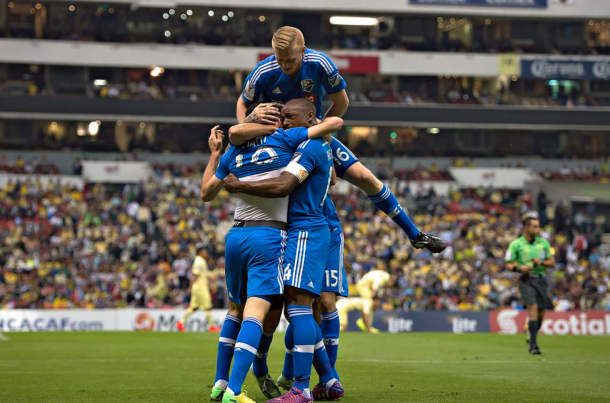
[214,314,241,388]
[314,323,336,387]
[287,305,316,396]
[253,331,274,378]
[227,317,263,396]
[368,184,420,240]
[282,324,294,380]
[321,310,341,381]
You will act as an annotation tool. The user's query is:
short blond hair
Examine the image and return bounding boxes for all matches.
[272,26,305,51]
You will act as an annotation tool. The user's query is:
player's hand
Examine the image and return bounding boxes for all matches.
[245,103,282,125]
[208,125,224,154]
[532,258,541,265]
[519,265,534,273]
[223,174,242,193]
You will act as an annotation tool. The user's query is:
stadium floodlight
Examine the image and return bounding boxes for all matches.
[222,15,228,21]
[150,66,165,77]
[181,14,187,20]
[93,79,107,86]
[169,9,175,15]
[163,13,169,19]
[228,11,234,17]
[88,121,99,136]
[187,10,193,16]
[208,10,214,17]
[164,30,171,37]
[427,128,440,134]
[330,16,378,26]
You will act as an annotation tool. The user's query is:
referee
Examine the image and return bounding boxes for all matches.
[505,217,555,355]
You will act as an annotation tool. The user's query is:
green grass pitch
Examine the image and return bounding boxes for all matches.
[1,332,609,402]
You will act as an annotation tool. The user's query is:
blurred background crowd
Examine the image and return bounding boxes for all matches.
[1,174,608,312]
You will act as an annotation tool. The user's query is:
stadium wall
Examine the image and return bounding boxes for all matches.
[2,310,609,336]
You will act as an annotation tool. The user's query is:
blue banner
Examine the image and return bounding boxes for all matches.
[521,59,610,81]
[409,0,547,8]
[347,311,490,333]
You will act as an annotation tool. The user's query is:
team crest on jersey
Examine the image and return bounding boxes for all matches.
[328,73,341,87]
[244,80,255,101]
[301,79,314,93]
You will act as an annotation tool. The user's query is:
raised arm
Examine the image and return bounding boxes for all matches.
[200,126,225,202]
[228,123,277,146]
[324,90,350,118]
[307,117,343,139]
[223,171,299,198]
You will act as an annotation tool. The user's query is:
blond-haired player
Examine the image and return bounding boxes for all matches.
[337,296,382,333]
[356,270,391,301]
[176,247,219,332]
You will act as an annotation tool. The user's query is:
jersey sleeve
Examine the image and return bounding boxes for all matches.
[544,239,555,259]
[241,66,266,104]
[284,140,321,184]
[504,241,518,263]
[316,53,347,95]
[283,127,310,151]
[192,257,205,276]
[214,149,233,180]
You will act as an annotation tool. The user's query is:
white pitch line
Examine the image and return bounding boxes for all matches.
[0,333,9,341]
[344,358,610,365]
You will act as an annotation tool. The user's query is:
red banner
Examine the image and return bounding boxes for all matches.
[489,310,610,336]
[258,53,379,74]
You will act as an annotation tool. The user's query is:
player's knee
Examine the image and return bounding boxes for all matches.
[284,286,314,307]
[228,302,244,320]
[318,292,337,313]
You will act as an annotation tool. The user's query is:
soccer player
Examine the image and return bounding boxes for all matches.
[356,269,391,301]
[235,25,446,255]
[201,106,343,403]
[224,99,344,403]
[336,296,382,333]
[505,217,555,355]
[175,246,219,332]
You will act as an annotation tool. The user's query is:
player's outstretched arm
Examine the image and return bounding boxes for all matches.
[223,171,299,198]
[200,126,225,202]
[228,123,277,146]
[307,117,343,139]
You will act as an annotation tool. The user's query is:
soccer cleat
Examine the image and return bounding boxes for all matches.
[222,390,255,403]
[277,374,293,392]
[356,318,367,332]
[210,386,225,401]
[410,232,446,254]
[253,371,282,399]
[175,322,186,332]
[312,381,345,401]
[267,387,313,403]
[529,344,542,355]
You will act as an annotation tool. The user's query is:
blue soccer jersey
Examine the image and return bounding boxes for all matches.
[241,48,347,119]
[215,127,308,304]
[282,138,333,295]
[324,198,341,232]
[284,139,334,230]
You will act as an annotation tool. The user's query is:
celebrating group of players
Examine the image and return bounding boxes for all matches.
[197,26,446,403]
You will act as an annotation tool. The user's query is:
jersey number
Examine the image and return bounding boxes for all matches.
[236,147,278,167]
[325,269,338,288]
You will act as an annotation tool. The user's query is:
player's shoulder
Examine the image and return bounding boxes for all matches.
[248,56,281,84]
[509,236,524,247]
[538,236,551,246]
[297,138,330,152]
[302,48,335,74]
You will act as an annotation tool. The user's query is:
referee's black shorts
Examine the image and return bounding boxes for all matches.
[519,275,553,309]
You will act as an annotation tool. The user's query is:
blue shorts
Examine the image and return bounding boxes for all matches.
[330,138,359,179]
[225,227,287,305]
[322,229,348,297]
[283,227,330,296]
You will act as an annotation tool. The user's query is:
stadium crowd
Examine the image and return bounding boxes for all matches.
[1,177,608,312]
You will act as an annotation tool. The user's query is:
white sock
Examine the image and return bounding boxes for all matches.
[214,379,228,389]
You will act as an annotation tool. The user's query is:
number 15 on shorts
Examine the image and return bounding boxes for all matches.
[325,269,338,287]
